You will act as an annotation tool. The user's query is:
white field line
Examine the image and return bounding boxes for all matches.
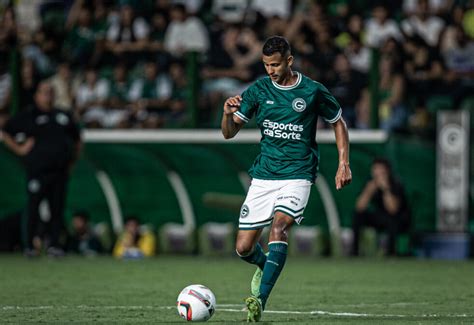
[1,305,471,319]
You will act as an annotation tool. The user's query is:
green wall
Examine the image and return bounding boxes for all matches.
[0,136,436,232]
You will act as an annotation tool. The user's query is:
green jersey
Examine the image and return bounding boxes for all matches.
[234,72,341,182]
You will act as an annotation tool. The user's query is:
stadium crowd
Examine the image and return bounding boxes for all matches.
[0,0,473,134]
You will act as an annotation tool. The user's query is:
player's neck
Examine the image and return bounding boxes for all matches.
[277,70,297,87]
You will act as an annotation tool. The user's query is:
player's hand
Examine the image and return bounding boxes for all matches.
[335,162,352,190]
[18,138,35,156]
[223,95,242,116]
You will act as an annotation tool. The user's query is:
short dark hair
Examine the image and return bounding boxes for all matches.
[73,210,90,222]
[262,36,291,57]
[372,157,392,174]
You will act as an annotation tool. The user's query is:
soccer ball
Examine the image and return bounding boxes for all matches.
[176,284,216,322]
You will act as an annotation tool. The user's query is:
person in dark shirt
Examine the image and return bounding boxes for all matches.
[2,81,82,257]
[351,158,410,256]
[67,210,102,256]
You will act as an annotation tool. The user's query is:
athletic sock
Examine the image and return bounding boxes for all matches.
[237,243,267,270]
[258,241,288,309]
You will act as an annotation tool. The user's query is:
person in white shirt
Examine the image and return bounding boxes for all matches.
[401,0,445,47]
[164,4,209,57]
[365,5,403,48]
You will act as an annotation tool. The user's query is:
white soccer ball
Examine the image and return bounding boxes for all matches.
[176,284,216,322]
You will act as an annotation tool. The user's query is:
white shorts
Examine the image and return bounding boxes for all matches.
[239,179,312,230]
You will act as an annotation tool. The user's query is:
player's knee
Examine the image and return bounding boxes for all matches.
[235,242,254,257]
[270,218,291,240]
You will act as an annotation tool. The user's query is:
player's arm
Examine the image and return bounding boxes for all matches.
[332,117,352,190]
[221,95,244,139]
[1,132,35,157]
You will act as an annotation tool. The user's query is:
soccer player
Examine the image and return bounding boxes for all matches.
[221,36,352,322]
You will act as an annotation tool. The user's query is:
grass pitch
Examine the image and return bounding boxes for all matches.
[0,255,473,324]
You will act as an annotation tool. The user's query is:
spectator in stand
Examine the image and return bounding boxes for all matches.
[250,0,292,20]
[47,62,75,112]
[128,60,172,128]
[365,4,403,48]
[148,11,170,66]
[401,0,445,48]
[0,52,12,115]
[351,158,411,256]
[439,5,465,55]
[75,67,110,128]
[311,27,341,84]
[402,0,452,17]
[113,216,156,259]
[19,58,39,110]
[106,4,150,64]
[404,36,444,130]
[22,27,56,76]
[0,6,18,51]
[67,210,103,256]
[200,26,258,124]
[165,61,188,126]
[262,15,289,39]
[63,6,101,68]
[212,0,248,24]
[356,55,407,131]
[163,3,209,57]
[104,63,132,128]
[327,53,366,128]
[442,25,474,108]
[345,33,370,75]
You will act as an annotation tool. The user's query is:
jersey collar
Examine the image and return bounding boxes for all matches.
[271,72,301,90]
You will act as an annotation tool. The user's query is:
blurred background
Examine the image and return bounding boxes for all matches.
[0,0,473,260]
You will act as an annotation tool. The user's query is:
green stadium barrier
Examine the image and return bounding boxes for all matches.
[0,132,439,256]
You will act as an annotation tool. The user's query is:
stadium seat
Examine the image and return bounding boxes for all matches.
[198,222,235,256]
[159,223,195,254]
[288,226,325,257]
[358,227,379,257]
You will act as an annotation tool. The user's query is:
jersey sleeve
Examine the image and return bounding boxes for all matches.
[233,83,259,123]
[317,84,342,124]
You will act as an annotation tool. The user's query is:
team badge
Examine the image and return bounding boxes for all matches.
[28,179,40,193]
[292,98,307,112]
[240,204,250,218]
[56,113,69,125]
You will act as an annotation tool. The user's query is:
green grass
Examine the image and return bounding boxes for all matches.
[0,255,473,324]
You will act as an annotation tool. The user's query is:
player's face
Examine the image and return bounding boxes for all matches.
[262,53,293,84]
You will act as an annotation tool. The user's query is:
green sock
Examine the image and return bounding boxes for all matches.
[258,241,288,308]
[238,243,267,270]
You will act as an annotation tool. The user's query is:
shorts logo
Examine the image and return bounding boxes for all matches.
[240,204,250,218]
[292,98,306,112]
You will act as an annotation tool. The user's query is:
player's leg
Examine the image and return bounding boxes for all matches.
[237,179,276,269]
[24,176,46,256]
[236,229,267,299]
[251,179,311,316]
[235,229,266,270]
[258,212,294,309]
[45,171,68,256]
